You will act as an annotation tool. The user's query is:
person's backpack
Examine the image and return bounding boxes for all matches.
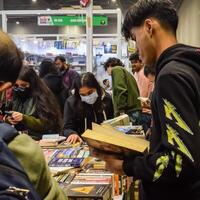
[0,123,41,200]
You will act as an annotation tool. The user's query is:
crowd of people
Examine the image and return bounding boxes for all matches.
[0,0,200,199]
[0,50,154,143]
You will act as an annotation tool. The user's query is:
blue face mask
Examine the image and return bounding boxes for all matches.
[80,91,98,105]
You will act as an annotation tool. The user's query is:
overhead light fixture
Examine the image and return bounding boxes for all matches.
[112,0,116,2]
[16,21,20,25]
[32,0,37,2]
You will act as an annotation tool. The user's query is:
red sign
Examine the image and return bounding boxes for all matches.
[80,0,90,7]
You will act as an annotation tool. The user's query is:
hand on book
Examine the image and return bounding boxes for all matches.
[90,147,125,175]
[67,134,83,144]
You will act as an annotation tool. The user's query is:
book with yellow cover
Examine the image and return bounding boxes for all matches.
[82,123,149,158]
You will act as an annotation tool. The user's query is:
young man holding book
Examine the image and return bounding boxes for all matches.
[92,1,200,200]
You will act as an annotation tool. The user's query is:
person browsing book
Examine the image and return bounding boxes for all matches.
[39,59,66,113]
[63,72,114,144]
[92,0,200,200]
[5,65,62,140]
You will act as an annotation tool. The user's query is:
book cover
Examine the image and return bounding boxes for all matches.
[115,125,145,136]
[65,184,112,200]
[82,123,149,158]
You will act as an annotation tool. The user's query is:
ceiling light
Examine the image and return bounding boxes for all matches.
[32,0,37,2]
[112,0,116,2]
[16,21,20,25]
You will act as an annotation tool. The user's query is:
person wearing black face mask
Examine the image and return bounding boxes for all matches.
[5,65,62,140]
[13,84,31,101]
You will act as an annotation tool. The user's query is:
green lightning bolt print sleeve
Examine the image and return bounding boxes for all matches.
[122,59,200,200]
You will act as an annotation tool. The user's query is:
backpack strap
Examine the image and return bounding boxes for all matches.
[0,123,19,144]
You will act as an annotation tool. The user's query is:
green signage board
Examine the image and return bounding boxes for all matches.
[38,16,108,26]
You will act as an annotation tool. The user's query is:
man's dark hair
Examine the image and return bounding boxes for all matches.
[39,59,58,78]
[122,0,178,40]
[129,52,141,62]
[0,31,23,83]
[55,56,66,63]
[144,66,156,77]
[104,57,124,71]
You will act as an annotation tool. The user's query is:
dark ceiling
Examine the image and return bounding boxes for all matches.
[3,0,183,13]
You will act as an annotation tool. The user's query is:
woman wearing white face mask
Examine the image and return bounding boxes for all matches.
[63,72,114,144]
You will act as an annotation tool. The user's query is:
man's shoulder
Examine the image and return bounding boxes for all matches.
[68,68,79,75]
[9,134,42,152]
[159,60,192,77]
[8,134,45,167]
[113,66,124,71]
[112,66,128,76]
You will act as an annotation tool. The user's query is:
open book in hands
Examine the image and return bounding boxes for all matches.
[82,123,149,159]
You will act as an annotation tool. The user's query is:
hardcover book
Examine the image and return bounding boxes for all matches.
[82,123,149,158]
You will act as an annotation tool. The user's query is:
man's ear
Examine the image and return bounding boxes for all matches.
[144,19,154,38]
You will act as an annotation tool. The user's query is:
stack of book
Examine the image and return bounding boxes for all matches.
[39,134,66,147]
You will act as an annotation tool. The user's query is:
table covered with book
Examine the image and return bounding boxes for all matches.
[39,114,149,200]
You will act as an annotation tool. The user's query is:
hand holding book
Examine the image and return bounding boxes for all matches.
[82,123,149,158]
[90,146,125,175]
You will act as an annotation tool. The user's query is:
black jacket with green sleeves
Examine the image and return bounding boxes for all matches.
[123,44,200,200]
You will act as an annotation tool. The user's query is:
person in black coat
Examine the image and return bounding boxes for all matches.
[39,59,66,112]
[63,72,114,144]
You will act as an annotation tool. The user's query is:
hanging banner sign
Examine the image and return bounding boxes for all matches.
[80,0,90,7]
[38,15,108,26]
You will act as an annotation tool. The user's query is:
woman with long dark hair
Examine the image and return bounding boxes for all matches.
[63,72,114,144]
[6,65,63,140]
